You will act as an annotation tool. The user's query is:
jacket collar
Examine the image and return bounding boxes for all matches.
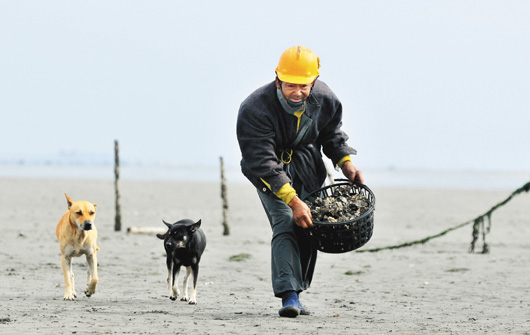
[276,88,305,115]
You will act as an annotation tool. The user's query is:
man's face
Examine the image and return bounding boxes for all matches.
[276,79,315,104]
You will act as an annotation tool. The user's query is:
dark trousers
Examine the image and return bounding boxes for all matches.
[257,189,317,298]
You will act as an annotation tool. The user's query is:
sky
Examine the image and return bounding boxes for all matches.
[1,0,529,175]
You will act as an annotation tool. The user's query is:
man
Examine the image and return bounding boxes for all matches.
[236,45,364,318]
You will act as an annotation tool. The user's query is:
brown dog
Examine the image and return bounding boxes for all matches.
[56,193,99,300]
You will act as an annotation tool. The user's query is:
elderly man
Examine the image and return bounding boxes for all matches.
[236,45,363,317]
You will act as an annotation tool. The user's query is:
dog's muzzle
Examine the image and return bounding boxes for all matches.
[82,221,93,231]
[166,241,185,249]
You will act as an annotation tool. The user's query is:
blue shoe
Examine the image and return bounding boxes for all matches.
[299,303,311,316]
[297,293,311,316]
[278,291,300,318]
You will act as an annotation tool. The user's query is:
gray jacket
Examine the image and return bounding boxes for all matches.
[236,80,357,194]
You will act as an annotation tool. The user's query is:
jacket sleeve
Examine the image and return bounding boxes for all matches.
[236,94,291,193]
[315,87,357,166]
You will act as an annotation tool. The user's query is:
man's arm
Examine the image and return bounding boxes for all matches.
[341,160,364,183]
[288,196,313,228]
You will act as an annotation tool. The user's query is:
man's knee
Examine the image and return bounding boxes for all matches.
[270,208,296,236]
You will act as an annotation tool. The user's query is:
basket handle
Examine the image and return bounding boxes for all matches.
[334,178,350,183]
[334,178,363,186]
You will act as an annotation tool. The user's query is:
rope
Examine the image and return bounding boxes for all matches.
[357,180,530,253]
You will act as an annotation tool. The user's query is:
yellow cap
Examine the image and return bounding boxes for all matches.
[275,46,320,84]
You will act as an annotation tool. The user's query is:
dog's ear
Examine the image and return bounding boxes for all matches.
[189,219,201,233]
[92,203,98,208]
[162,220,172,229]
[65,193,74,209]
[156,233,166,240]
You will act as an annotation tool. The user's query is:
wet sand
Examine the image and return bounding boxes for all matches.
[1,177,529,334]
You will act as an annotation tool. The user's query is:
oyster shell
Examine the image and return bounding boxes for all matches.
[305,185,371,223]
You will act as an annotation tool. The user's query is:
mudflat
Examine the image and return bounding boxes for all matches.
[1,177,529,334]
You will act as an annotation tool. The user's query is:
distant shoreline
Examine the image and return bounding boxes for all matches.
[1,162,528,190]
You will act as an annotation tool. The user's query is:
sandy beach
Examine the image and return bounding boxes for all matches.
[1,176,529,334]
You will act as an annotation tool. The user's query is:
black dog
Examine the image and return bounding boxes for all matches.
[156,219,206,304]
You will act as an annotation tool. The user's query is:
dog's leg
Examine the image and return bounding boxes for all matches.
[189,264,199,304]
[167,260,179,301]
[61,254,76,300]
[172,263,181,301]
[167,258,181,301]
[167,260,173,299]
[181,266,192,302]
[85,252,98,297]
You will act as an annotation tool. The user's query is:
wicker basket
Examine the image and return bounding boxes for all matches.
[302,181,376,253]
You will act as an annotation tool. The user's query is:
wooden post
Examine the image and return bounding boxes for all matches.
[220,156,230,235]
[114,140,122,231]
[127,226,166,235]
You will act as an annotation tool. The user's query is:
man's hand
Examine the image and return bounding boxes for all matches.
[341,160,365,183]
[288,196,313,228]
